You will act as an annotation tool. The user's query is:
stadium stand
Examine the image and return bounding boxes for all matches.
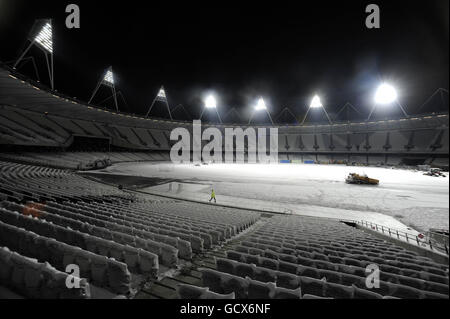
[0,63,448,299]
[0,161,260,298]
[195,215,449,299]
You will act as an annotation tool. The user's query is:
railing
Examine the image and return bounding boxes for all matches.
[341,219,449,256]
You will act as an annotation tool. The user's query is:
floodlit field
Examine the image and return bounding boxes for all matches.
[97,163,449,233]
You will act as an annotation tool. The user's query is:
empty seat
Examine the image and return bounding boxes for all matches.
[247,278,276,299]
[277,272,300,290]
[278,261,298,275]
[222,274,249,299]
[216,258,236,275]
[176,284,209,299]
[299,277,326,297]
[200,268,223,293]
[273,286,301,299]
[235,263,256,279]
[90,255,109,286]
[352,285,382,299]
[254,266,277,283]
[391,284,424,299]
[324,282,354,299]
[259,257,279,270]
[107,260,131,295]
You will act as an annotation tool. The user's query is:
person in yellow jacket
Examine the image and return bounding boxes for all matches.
[209,189,216,203]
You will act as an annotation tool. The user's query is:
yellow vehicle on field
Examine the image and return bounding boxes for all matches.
[345,173,379,185]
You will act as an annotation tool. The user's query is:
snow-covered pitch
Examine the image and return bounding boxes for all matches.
[99,162,449,233]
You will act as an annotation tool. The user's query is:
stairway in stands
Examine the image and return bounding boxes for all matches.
[135,215,271,299]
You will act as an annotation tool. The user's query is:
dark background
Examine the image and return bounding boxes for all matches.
[0,0,448,123]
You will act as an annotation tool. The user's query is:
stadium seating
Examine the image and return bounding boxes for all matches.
[196,215,449,299]
[0,246,91,299]
[0,161,261,298]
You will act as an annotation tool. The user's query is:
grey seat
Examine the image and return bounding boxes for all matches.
[221,274,249,299]
[176,284,208,299]
[259,257,279,270]
[247,278,276,299]
[340,273,365,287]
[216,258,236,275]
[297,256,315,267]
[299,277,326,297]
[10,254,28,291]
[90,255,109,286]
[318,269,342,284]
[278,261,298,275]
[297,265,319,279]
[254,266,277,283]
[123,245,139,270]
[0,248,13,284]
[352,285,382,299]
[277,272,300,289]
[226,250,243,262]
[23,260,43,299]
[107,260,131,295]
[244,254,260,265]
[423,280,449,295]
[273,286,301,299]
[235,246,249,254]
[324,282,354,299]
[74,250,92,278]
[278,253,297,264]
[235,263,256,279]
[137,249,158,278]
[391,284,424,299]
[422,290,449,299]
[394,274,425,290]
[200,268,223,293]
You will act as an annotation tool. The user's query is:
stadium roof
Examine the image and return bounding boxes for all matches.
[0,63,448,130]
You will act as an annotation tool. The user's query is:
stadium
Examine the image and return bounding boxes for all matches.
[0,1,448,302]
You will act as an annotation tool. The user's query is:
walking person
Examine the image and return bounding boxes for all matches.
[209,189,216,203]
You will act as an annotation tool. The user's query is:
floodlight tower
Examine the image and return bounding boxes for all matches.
[248,98,274,125]
[146,86,173,119]
[200,94,222,123]
[367,83,408,120]
[301,95,332,125]
[13,19,54,90]
[89,66,119,112]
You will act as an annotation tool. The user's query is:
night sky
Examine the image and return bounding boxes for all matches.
[0,0,448,123]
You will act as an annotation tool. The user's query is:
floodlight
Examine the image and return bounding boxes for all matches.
[205,95,217,109]
[14,19,54,90]
[34,22,53,53]
[146,86,172,119]
[255,98,267,111]
[310,95,323,108]
[103,70,114,85]
[249,98,273,124]
[375,83,397,105]
[157,88,166,99]
[302,94,332,124]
